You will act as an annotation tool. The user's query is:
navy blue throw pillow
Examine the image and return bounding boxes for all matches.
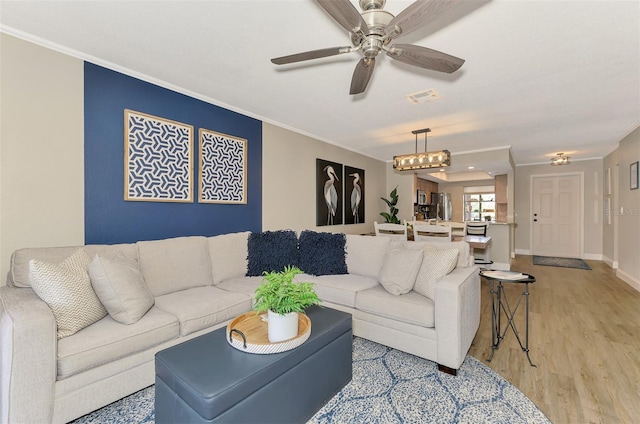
[246,230,299,276]
[298,230,347,276]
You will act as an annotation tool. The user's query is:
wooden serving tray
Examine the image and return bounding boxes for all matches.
[226,311,311,354]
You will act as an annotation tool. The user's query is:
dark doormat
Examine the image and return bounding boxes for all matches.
[532,256,592,270]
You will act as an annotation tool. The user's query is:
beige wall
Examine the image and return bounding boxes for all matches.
[610,126,640,288]
[514,158,604,259]
[0,34,85,283]
[386,164,415,223]
[262,123,387,234]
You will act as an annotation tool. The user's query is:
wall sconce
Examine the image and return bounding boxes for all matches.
[550,152,570,166]
[393,128,451,171]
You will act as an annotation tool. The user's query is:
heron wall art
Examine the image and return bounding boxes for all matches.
[316,159,343,226]
[345,166,365,225]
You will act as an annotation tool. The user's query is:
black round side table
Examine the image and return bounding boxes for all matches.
[480,271,537,367]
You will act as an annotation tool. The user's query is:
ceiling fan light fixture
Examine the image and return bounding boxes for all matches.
[393,128,451,171]
[271,0,465,95]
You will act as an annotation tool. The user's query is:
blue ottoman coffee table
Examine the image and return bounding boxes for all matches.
[155,306,352,423]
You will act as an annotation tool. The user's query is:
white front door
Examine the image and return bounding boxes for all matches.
[531,174,581,257]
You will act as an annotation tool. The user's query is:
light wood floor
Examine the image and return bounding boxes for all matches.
[468,255,640,424]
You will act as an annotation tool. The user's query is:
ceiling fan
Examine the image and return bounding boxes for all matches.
[271,0,465,95]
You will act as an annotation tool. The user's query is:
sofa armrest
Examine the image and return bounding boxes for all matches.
[434,266,481,370]
[0,286,57,423]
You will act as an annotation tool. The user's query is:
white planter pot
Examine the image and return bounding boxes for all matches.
[267,310,299,343]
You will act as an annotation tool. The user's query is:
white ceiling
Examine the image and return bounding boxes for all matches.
[2,0,639,180]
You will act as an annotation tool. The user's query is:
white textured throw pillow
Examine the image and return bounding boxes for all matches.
[378,248,424,295]
[29,249,107,339]
[89,254,155,324]
[413,248,459,300]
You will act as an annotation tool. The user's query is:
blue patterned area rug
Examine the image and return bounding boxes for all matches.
[533,255,592,270]
[72,338,550,424]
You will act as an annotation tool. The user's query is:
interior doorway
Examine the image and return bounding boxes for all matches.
[531,174,582,258]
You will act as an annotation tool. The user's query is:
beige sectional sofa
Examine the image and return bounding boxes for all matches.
[0,231,480,423]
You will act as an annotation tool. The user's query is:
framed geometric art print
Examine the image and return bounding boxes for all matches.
[199,129,247,204]
[124,109,194,202]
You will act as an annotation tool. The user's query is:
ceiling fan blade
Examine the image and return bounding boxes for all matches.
[271,46,351,65]
[316,0,369,35]
[387,44,464,73]
[385,0,462,39]
[349,58,375,95]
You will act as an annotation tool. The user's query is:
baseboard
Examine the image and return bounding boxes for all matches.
[602,255,618,269]
[514,249,603,261]
[583,253,602,261]
[616,268,640,293]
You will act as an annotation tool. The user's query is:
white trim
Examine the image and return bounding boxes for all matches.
[602,255,618,269]
[616,268,640,293]
[515,248,531,255]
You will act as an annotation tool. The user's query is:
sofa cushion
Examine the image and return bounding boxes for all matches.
[355,285,435,328]
[298,230,347,276]
[378,248,424,295]
[345,234,390,278]
[57,306,179,379]
[208,232,250,285]
[89,254,155,324]
[413,248,459,300]
[29,249,108,339]
[246,230,299,276]
[137,236,213,296]
[424,241,472,268]
[154,286,252,336]
[216,276,265,303]
[10,243,137,288]
[302,274,380,308]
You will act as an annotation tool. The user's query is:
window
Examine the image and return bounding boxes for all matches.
[464,191,495,222]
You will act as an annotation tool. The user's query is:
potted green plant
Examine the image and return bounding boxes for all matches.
[380,186,400,224]
[254,266,320,343]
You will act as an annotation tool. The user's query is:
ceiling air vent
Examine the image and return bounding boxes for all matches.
[406,89,440,105]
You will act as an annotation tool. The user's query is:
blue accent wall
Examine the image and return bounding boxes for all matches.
[84,63,262,244]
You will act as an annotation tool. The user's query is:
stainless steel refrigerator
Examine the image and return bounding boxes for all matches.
[435,192,452,221]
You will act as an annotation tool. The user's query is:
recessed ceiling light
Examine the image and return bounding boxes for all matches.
[468,166,475,170]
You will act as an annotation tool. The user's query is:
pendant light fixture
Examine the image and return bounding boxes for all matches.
[392,128,451,171]
[550,152,570,166]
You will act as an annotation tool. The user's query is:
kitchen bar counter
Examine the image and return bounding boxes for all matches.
[413,220,513,270]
